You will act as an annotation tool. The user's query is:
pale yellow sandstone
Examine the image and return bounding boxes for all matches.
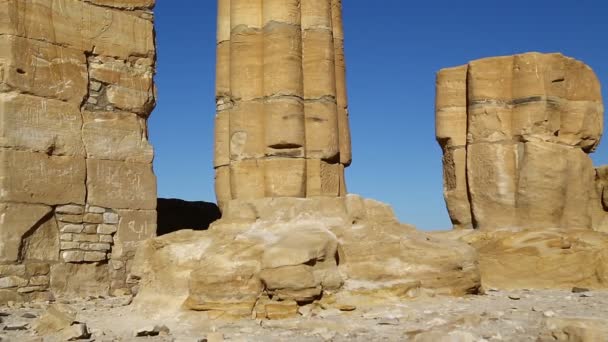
[264,97,305,156]
[229,100,265,160]
[302,29,337,100]
[215,0,351,203]
[466,143,517,230]
[89,56,155,115]
[435,66,467,148]
[112,209,156,258]
[0,35,87,104]
[0,0,155,59]
[436,53,604,230]
[86,159,156,210]
[229,159,265,200]
[0,93,84,156]
[441,147,472,229]
[264,158,306,198]
[82,111,153,163]
[0,150,86,205]
[0,203,52,262]
[213,110,230,167]
[84,0,155,9]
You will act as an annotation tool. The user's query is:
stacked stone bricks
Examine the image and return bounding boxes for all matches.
[0,0,157,301]
[214,0,352,208]
[436,53,606,230]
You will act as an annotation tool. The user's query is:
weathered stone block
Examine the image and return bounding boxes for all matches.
[82,111,153,163]
[97,224,118,235]
[0,0,155,59]
[50,263,110,297]
[99,235,114,243]
[0,35,87,103]
[83,225,98,234]
[62,251,85,263]
[73,234,99,243]
[103,212,119,224]
[0,265,26,277]
[84,251,107,262]
[60,234,73,242]
[0,203,53,262]
[29,276,49,287]
[83,213,104,224]
[0,276,28,289]
[83,0,155,9]
[113,209,156,258]
[56,205,85,215]
[0,93,84,156]
[87,206,106,214]
[60,224,84,234]
[264,158,306,198]
[26,263,50,276]
[60,242,80,250]
[86,159,156,210]
[0,150,86,205]
[466,143,517,230]
[89,56,155,115]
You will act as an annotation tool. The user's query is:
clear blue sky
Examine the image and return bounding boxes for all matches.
[150,0,608,230]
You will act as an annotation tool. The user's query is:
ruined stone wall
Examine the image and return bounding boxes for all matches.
[436,53,606,230]
[214,0,352,209]
[0,0,157,302]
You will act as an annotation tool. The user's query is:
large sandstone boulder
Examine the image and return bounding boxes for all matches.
[131,195,480,319]
[436,52,605,231]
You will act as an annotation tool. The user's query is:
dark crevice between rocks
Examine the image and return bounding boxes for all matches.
[156,199,221,236]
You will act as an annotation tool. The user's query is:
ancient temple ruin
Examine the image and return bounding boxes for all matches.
[436,53,608,231]
[214,0,351,209]
[0,0,157,301]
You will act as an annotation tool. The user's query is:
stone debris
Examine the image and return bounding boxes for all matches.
[572,287,590,293]
[134,325,170,337]
[3,322,28,331]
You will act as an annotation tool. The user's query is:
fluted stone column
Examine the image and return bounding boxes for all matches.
[214,0,351,209]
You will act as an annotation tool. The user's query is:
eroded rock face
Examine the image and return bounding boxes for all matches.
[0,0,157,302]
[436,53,605,230]
[456,228,608,291]
[131,195,480,319]
[596,166,608,232]
[213,0,351,209]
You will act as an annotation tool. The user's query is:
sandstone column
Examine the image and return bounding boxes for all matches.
[0,0,157,301]
[214,0,352,209]
[436,53,605,231]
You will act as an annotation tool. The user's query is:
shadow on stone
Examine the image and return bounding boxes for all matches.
[157,198,221,236]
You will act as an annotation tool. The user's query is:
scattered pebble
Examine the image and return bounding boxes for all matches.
[339,305,357,312]
[571,287,590,293]
[3,322,28,331]
[543,311,556,318]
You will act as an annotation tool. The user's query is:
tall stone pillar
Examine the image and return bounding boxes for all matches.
[0,0,157,301]
[214,0,352,209]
